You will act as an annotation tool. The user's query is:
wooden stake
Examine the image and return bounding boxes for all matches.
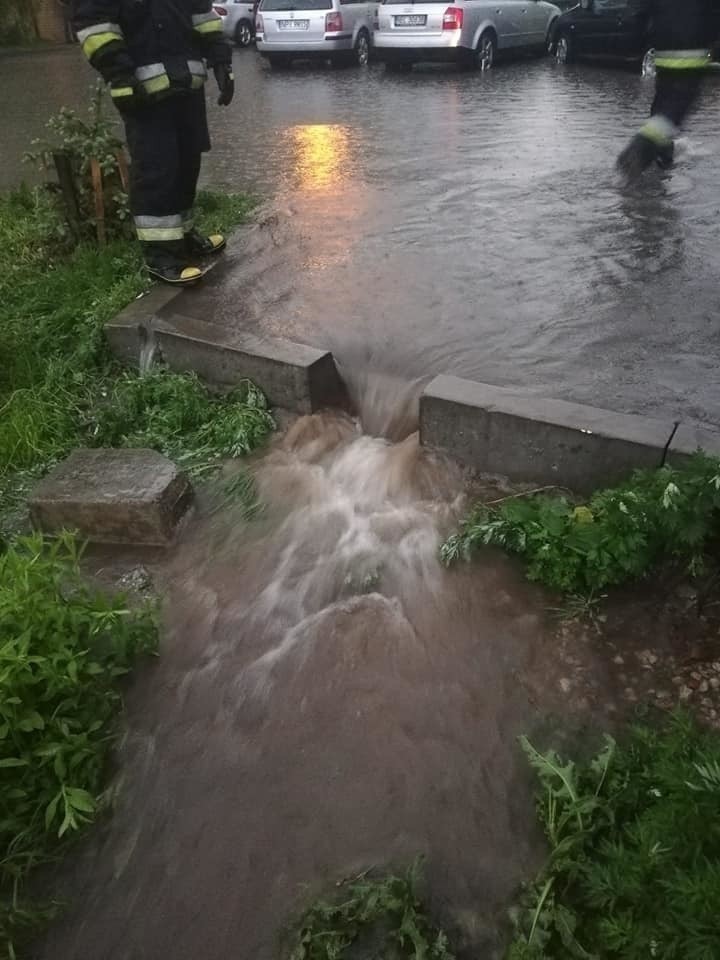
[52,150,81,242]
[90,156,106,246]
[116,149,130,193]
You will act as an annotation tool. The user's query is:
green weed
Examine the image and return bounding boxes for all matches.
[25,84,130,242]
[0,532,158,957]
[91,371,274,475]
[441,457,720,596]
[289,861,455,960]
[509,714,720,959]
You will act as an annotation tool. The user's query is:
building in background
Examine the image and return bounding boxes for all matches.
[0,0,73,45]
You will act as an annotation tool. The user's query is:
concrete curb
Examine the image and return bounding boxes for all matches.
[154,313,347,414]
[419,375,720,493]
[105,284,181,365]
[665,423,720,466]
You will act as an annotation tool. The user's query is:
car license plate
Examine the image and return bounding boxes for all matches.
[278,19,309,29]
[394,14,426,26]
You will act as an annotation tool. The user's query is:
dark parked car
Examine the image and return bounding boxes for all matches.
[550,0,719,76]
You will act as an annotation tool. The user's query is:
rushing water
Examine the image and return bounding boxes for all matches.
[41,411,572,960]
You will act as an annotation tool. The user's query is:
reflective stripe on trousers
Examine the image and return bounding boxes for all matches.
[192,11,223,34]
[655,48,710,69]
[134,214,185,242]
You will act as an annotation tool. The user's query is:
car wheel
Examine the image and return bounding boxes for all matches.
[235,19,253,46]
[545,19,558,55]
[555,31,573,64]
[475,30,496,71]
[353,29,370,66]
[641,47,656,78]
[267,54,292,69]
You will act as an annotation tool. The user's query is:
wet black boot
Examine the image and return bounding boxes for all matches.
[655,140,675,170]
[185,228,227,258]
[143,240,205,286]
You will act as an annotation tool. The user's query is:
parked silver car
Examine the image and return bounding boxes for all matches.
[256,0,375,67]
[213,0,257,46]
[374,0,561,70]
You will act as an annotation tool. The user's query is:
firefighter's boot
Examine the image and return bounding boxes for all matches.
[185,228,227,258]
[143,240,205,285]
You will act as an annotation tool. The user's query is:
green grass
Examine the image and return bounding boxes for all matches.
[0,532,158,958]
[509,714,720,960]
[0,186,264,534]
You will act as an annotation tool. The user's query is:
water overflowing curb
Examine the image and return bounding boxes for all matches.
[104,291,720,490]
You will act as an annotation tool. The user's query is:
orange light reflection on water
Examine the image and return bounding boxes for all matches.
[289,123,351,192]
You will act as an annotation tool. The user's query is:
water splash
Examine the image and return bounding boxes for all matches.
[138,325,158,376]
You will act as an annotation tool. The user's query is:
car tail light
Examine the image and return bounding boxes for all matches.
[256,12,264,30]
[325,11,343,31]
[442,6,463,29]
[213,5,228,14]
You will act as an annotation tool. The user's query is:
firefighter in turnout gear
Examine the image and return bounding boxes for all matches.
[73,0,235,283]
[616,0,712,181]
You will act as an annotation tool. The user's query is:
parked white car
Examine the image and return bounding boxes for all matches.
[213,0,257,46]
[374,0,561,71]
[256,0,375,67]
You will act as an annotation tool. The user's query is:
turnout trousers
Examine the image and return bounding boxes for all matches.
[123,90,211,268]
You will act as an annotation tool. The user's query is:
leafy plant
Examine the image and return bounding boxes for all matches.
[25,83,130,241]
[90,370,275,476]
[0,0,37,45]
[0,532,158,957]
[509,715,720,959]
[289,861,455,960]
[441,457,720,596]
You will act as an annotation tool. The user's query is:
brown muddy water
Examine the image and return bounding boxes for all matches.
[38,405,600,960]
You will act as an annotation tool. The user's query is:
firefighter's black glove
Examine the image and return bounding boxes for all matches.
[214,63,235,106]
[110,76,144,115]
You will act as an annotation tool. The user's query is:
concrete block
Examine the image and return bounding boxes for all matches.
[105,285,182,365]
[665,423,720,467]
[154,312,347,414]
[420,375,675,493]
[29,449,193,546]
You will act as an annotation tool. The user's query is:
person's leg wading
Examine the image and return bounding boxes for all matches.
[125,99,204,284]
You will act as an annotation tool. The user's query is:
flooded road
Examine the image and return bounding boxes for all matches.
[3,46,720,425]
